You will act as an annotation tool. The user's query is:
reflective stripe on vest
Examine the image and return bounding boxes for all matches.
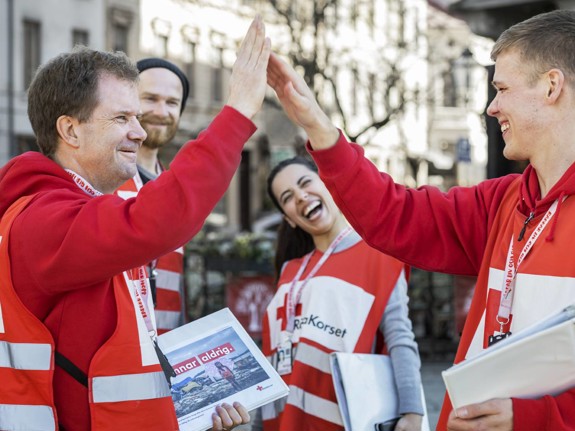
[0,340,52,370]
[155,310,180,330]
[0,404,56,431]
[155,269,180,293]
[92,370,171,403]
[286,385,343,425]
[294,343,332,374]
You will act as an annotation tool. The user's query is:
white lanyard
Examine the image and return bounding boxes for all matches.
[497,199,560,326]
[130,266,157,337]
[66,169,156,335]
[66,169,175,381]
[65,169,103,197]
[286,226,352,333]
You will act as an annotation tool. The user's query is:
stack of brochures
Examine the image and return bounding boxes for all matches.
[158,308,289,431]
[442,304,575,409]
[330,352,430,431]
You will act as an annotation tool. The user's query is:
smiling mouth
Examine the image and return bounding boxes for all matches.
[303,201,322,219]
[501,123,509,133]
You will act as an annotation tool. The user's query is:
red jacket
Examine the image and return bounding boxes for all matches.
[309,133,575,431]
[0,107,255,430]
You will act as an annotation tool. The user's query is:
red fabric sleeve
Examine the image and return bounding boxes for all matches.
[13,106,255,293]
[308,133,519,276]
[513,389,575,431]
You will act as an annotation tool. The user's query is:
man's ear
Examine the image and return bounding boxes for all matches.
[545,68,565,103]
[283,215,297,229]
[55,115,80,148]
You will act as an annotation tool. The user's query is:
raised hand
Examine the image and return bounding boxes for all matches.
[227,16,271,119]
[266,52,339,149]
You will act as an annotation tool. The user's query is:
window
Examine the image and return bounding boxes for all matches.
[108,7,133,54]
[23,19,41,89]
[185,41,196,100]
[182,26,199,101]
[212,47,224,102]
[154,34,168,57]
[72,29,89,48]
[112,23,129,53]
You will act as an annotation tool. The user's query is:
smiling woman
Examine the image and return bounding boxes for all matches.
[258,156,425,431]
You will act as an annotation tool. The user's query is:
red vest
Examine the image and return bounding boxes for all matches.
[116,174,184,334]
[262,239,403,431]
[437,178,575,429]
[0,196,179,431]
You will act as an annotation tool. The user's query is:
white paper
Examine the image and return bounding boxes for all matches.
[330,353,430,431]
[158,308,289,431]
[442,304,575,409]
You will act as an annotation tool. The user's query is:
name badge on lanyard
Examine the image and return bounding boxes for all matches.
[490,199,561,347]
[275,227,352,375]
[276,331,294,375]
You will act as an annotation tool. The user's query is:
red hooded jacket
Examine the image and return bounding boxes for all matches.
[0,107,255,430]
[310,133,575,431]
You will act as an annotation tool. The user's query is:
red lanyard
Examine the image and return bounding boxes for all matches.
[286,226,352,333]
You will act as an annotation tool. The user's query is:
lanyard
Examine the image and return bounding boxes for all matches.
[497,199,560,326]
[66,168,175,381]
[65,169,103,197]
[286,226,352,333]
[130,266,156,337]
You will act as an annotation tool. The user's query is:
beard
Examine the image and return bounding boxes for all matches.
[140,113,179,150]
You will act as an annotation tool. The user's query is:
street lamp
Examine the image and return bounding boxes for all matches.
[452,48,475,107]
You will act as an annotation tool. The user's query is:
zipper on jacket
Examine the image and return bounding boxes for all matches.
[518,211,534,241]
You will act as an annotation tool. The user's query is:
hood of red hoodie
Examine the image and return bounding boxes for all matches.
[519,162,575,216]
[0,152,81,217]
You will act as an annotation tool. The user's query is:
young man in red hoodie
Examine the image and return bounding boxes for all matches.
[267,9,575,431]
[0,16,269,431]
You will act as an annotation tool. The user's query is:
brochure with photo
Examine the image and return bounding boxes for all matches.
[158,308,289,431]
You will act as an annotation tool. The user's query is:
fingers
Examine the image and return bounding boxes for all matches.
[240,16,268,70]
[227,15,271,118]
[211,402,250,431]
[447,399,513,431]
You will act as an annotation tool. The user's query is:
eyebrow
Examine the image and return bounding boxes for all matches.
[278,175,311,203]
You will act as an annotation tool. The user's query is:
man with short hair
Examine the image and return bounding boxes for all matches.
[0,16,269,431]
[116,58,191,334]
[267,9,575,431]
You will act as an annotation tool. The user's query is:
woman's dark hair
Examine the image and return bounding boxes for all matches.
[267,156,317,279]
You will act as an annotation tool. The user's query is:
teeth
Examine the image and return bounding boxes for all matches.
[501,123,509,133]
[303,201,320,218]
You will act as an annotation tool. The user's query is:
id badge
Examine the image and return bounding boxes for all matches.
[276,331,293,375]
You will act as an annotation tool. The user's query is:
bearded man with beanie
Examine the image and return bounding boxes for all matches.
[116,57,191,334]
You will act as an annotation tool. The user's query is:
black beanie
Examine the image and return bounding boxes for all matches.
[136,58,190,114]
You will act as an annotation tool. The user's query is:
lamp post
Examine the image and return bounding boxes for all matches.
[452,47,475,107]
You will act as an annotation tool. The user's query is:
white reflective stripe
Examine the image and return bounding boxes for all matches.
[0,341,52,370]
[155,269,181,292]
[261,396,288,420]
[155,310,181,330]
[116,190,138,200]
[287,385,343,425]
[295,343,332,374]
[0,404,56,431]
[0,297,4,334]
[92,371,171,403]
